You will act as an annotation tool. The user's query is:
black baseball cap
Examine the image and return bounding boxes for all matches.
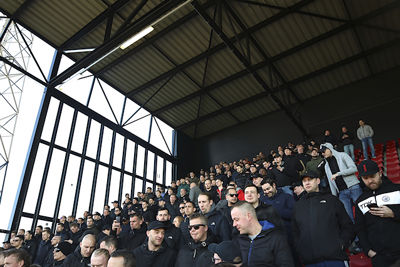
[357,160,380,176]
[208,241,242,264]
[301,170,319,180]
[147,221,168,231]
[57,242,73,256]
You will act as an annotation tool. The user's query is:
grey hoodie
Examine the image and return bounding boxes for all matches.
[321,143,359,196]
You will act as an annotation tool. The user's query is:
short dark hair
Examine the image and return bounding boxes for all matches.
[110,250,136,267]
[244,184,258,192]
[4,249,31,267]
[15,234,25,241]
[198,192,213,201]
[261,178,276,187]
[189,213,208,225]
[157,207,169,215]
[100,236,118,249]
[184,201,195,208]
[130,214,143,220]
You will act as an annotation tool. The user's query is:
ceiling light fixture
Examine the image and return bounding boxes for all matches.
[120,26,154,50]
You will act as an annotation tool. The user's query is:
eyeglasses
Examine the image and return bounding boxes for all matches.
[54,248,61,253]
[228,194,238,197]
[188,224,205,231]
[229,184,235,186]
[179,206,185,209]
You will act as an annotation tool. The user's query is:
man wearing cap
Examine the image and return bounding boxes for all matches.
[355,160,400,267]
[231,201,293,266]
[133,221,176,267]
[292,171,355,267]
[53,241,73,265]
[209,240,243,266]
[320,142,362,223]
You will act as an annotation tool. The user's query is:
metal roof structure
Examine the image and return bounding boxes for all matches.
[1,0,399,139]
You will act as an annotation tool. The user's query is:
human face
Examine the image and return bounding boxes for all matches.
[170,195,177,204]
[213,253,222,265]
[147,228,165,249]
[311,149,318,157]
[244,187,259,205]
[12,237,23,248]
[51,236,61,246]
[42,231,50,241]
[80,238,96,258]
[216,179,222,187]
[179,204,185,215]
[361,172,382,191]
[359,120,364,126]
[205,180,211,190]
[90,254,108,267]
[4,255,23,267]
[231,208,249,235]
[24,232,32,241]
[130,216,142,230]
[141,202,148,210]
[108,256,124,267]
[262,183,277,198]
[302,177,320,193]
[198,195,212,214]
[293,185,304,196]
[173,217,181,228]
[70,225,78,233]
[156,210,170,222]
[252,177,263,187]
[56,224,63,232]
[184,202,195,216]
[35,227,42,235]
[226,189,238,205]
[322,148,332,158]
[189,218,208,242]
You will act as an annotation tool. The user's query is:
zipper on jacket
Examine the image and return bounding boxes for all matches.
[248,239,253,266]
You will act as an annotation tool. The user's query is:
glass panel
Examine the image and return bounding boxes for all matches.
[86,120,100,159]
[109,170,120,204]
[55,104,74,147]
[71,112,88,154]
[19,217,33,232]
[39,148,65,217]
[93,166,108,214]
[100,127,112,163]
[136,146,145,177]
[122,98,151,142]
[24,144,49,213]
[166,161,172,186]
[76,160,95,218]
[37,219,52,230]
[123,174,132,199]
[88,81,120,124]
[156,157,164,184]
[0,233,6,243]
[150,117,173,155]
[41,98,60,142]
[133,178,143,198]
[124,140,135,172]
[146,151,154,181]
[113,134,124,169]
[58,155,81,217]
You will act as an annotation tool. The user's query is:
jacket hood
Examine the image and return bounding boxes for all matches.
[321,142,341,159]
[260,220,275,231]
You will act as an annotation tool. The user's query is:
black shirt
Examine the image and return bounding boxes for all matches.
[326,156,347,191]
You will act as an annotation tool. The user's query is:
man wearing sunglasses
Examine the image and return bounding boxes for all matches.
[215,188,239,227]
[175,213,216,267]
[53,241,73,266]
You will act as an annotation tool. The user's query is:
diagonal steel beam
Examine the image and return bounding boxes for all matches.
[49,0,187,87]
[148,1,399,116]
[176,37,400,130]
[124,0,314,97]
[191,0,309,137]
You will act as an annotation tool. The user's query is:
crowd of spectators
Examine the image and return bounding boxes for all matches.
[0,121,399,267]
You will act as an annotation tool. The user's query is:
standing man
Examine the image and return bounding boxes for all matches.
[112,214,147,251]
[341,126,355,161]
[355,160,400,267]
[231,202,294,266]
[357,119,375,159]
[133,221,176,267]
[33,229,52,266]
[292,171,355,267]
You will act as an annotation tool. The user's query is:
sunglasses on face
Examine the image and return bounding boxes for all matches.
[188,224,205,231]
[229,184,235,186]
[228,194,238,197]
[179,206,185,209]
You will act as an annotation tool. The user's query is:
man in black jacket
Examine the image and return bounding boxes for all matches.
[112,214,147,251]
[292,171,355,266]
[53,241,73,266]
[133,221,176,267]
[231,201,294,266]
[33,229,52,266]
[355,160,400,267]
[63,234,96,266]
[156,207,181,250]
[23,230,37,261]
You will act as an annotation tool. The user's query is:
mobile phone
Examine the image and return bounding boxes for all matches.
[116,216,121,222]
[367,203,378,209]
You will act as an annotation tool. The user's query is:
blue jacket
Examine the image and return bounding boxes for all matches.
[261,189,294,223]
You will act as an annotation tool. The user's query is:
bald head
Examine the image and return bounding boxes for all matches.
[80,234,96,258]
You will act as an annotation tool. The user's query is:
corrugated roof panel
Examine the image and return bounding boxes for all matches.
[204,47,245,86]
[356,26,399,50]
[155,15,218,65]
[143,73,200,111]
[132,78,169,107]
[230,96,279,121]
[346,0,393,18]
[252,13,342,57]
[199,94,222,117]
[257,65,284,88]
[233,38,265,66]
[368,46,400,74]
[196,113,237,138]
[293,59,369,99]
[182,58,207,86]
[19,0,106,47]
[209,75,264,106]
[300,0,347,20]
[182,125,195,138]
[229,1,280,29]
[0,0,21,14]
[104,45,175,90]
[162,97,199,126]
[275,29,360,81]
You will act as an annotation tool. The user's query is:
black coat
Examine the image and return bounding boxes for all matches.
[23,239,38,261]
[235,221,294,267]
[117,223,147,251]
[292,191,355,264]
[175,231,217,267]
[62,247,90,267]
[162,221,181,251]
[234,172,249,190]
[33,239,52,265]
[204,208,232,242]
[133,241,176,267]
[355,179,400,256]
[255,201,284,230]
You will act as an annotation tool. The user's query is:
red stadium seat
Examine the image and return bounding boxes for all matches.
[349,253,372,267]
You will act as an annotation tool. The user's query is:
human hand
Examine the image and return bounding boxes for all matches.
[368,250,377,258]
[369,205,395,218]
[331,173,339,180]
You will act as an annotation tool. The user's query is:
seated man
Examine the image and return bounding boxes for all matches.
[63,234,96,266]
[3,249,31,267]
[355,160,400,267]
[108,250,136,267]
[231,202,294,266]
[90,248,110,267]
[133,221,176,267]
[53,241,73,266]
[176,213,217,267]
